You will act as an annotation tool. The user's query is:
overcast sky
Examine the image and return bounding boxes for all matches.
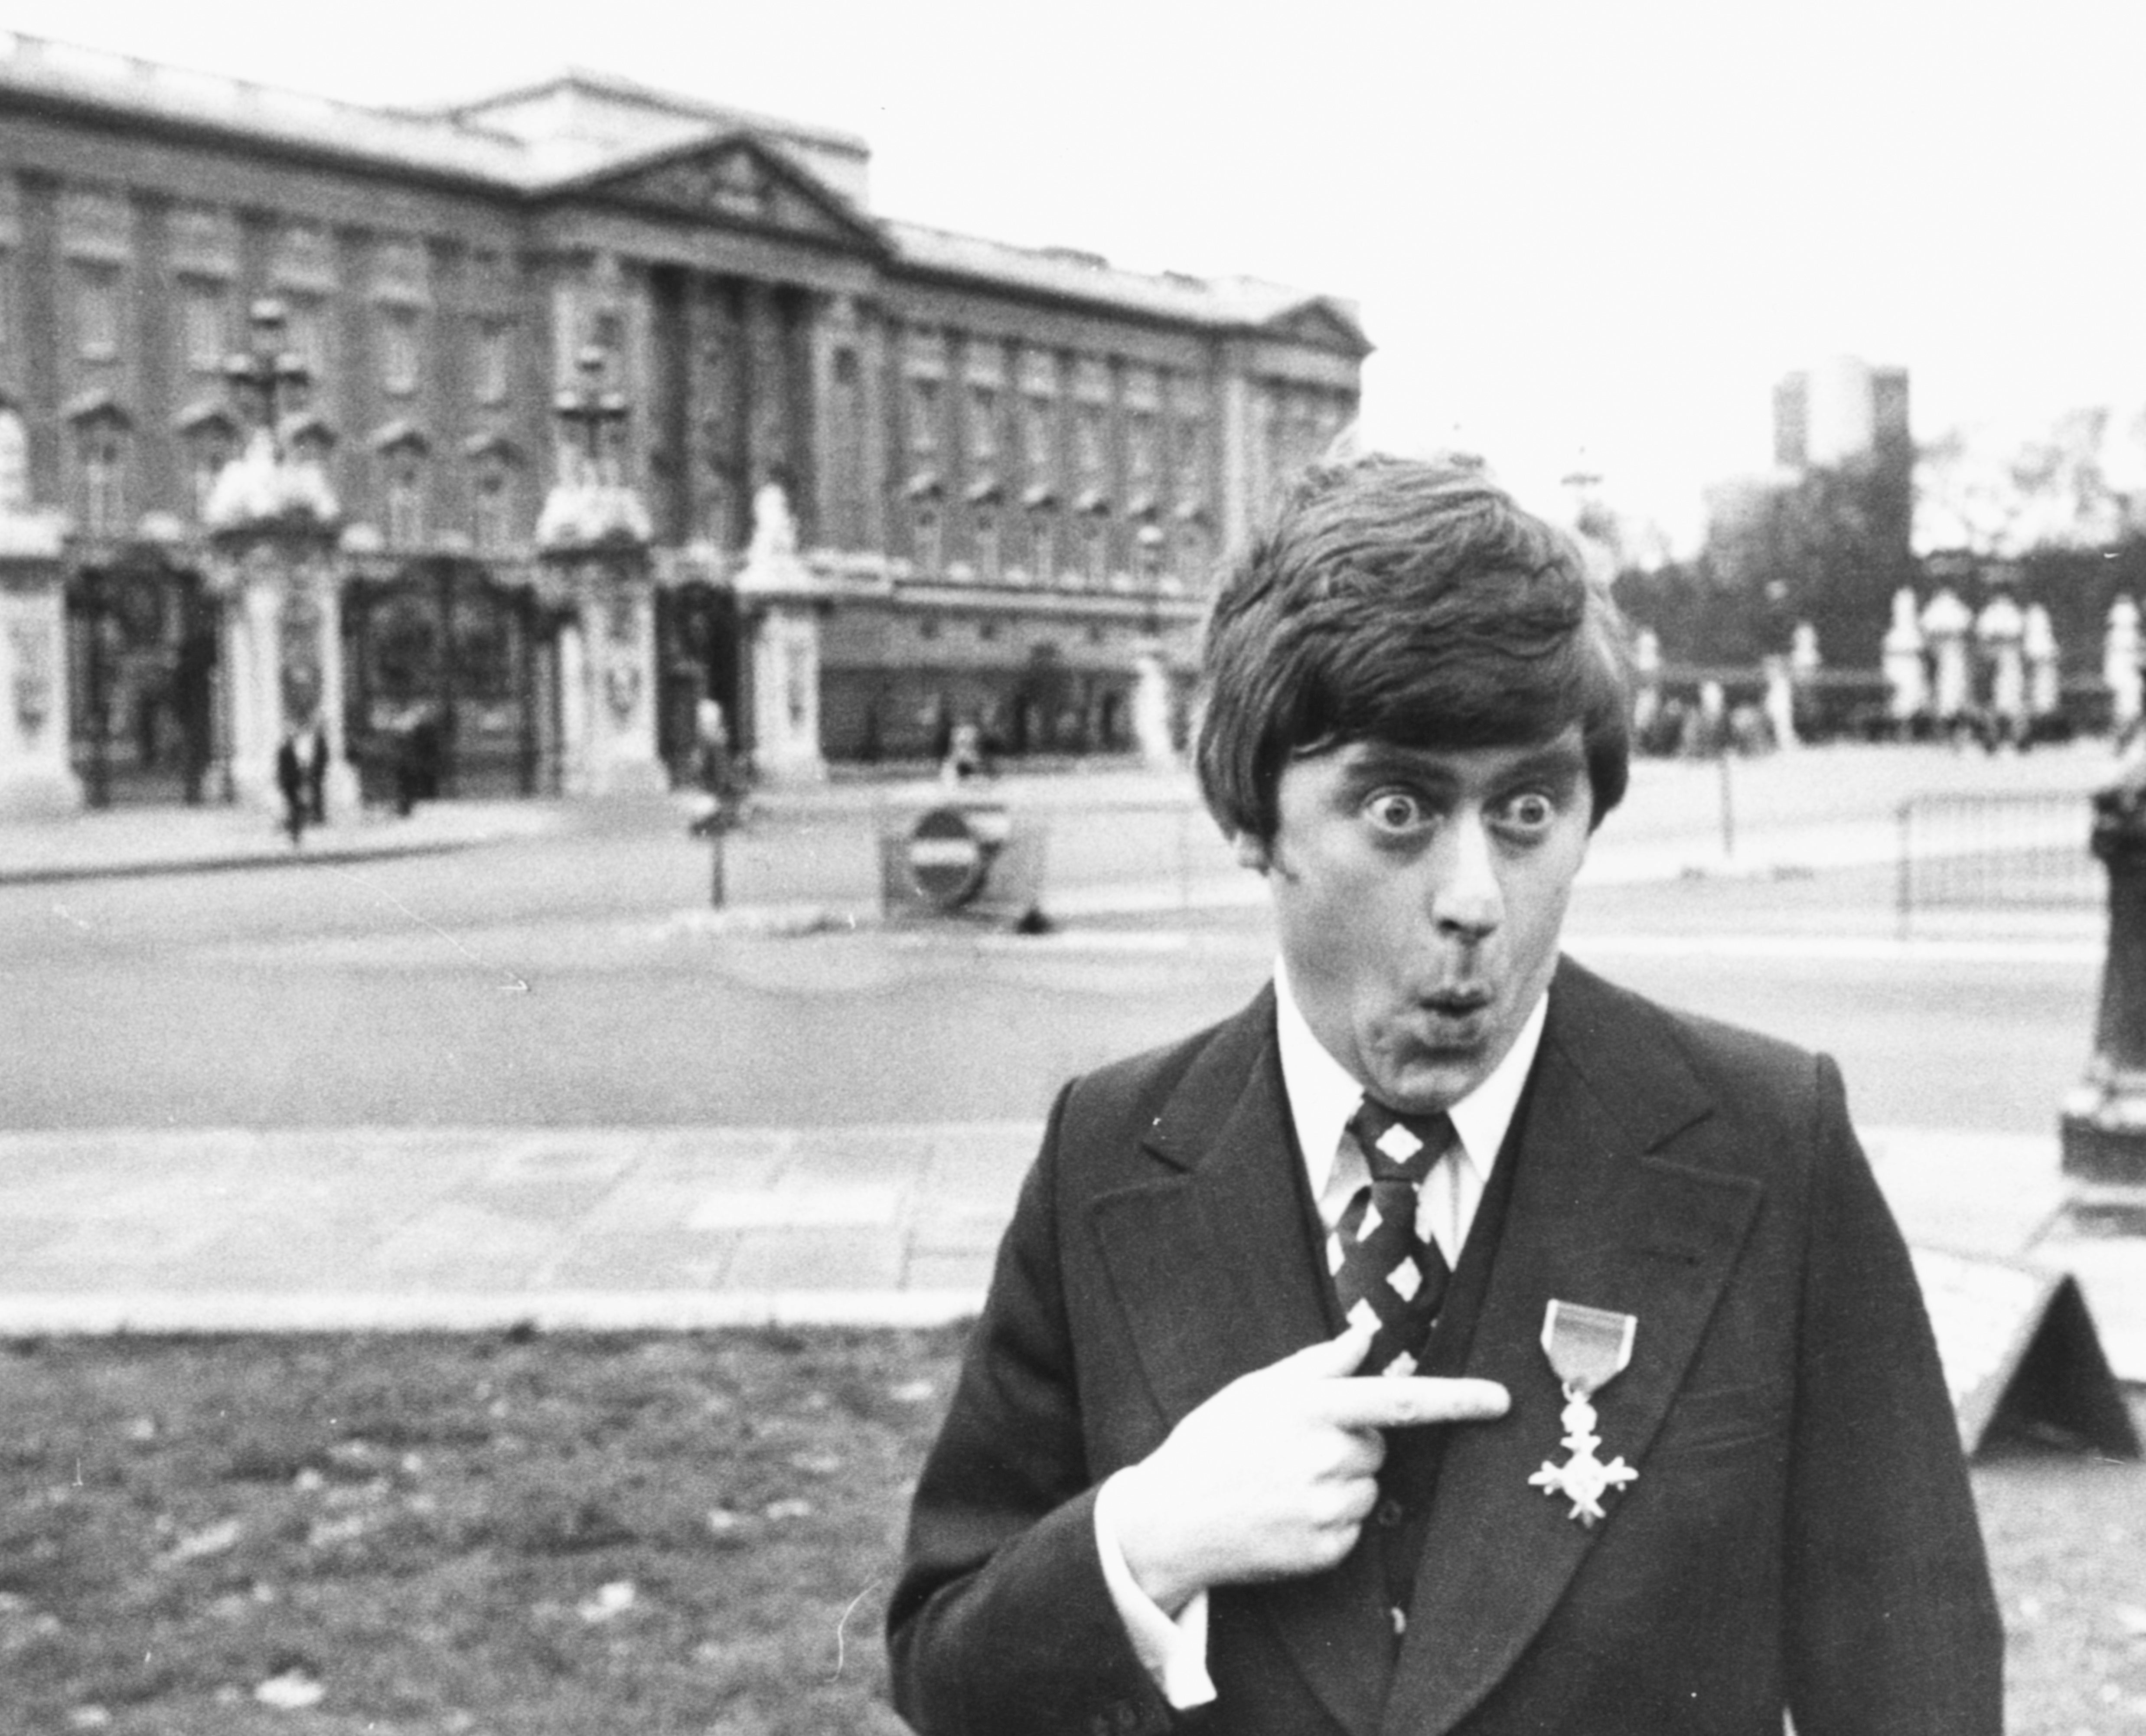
[7,0,2143,546]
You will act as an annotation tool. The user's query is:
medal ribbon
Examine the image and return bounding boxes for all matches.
[1540,1299,1636,1397]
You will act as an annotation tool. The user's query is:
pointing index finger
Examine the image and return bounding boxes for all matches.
[1320,1377,1512,1430]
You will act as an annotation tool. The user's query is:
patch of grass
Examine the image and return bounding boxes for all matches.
[0,1332,2139,1735]
[0,1330,956,1736]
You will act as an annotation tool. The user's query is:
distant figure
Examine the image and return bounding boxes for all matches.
[688,698,749,836]
[1761,655,1797,751]
[276,719,328,845]
[394,704,442,818]
[1629,627,1663,749]
[1882,587,1927,736]
[940,717,988,786]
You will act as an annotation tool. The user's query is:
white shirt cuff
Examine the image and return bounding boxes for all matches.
[1093,1469,1217,1709]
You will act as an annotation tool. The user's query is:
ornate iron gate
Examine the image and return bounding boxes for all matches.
[342,558,558,800]
[65,558,221,807]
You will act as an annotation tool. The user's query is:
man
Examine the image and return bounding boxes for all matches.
[887,457,2001,1736]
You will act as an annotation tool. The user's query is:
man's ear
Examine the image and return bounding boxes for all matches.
[1232,832,1270,872]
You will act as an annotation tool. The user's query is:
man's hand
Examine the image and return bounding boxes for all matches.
[1110,1324,1510,1613]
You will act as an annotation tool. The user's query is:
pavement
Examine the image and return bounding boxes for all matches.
[2,755,2142,1403]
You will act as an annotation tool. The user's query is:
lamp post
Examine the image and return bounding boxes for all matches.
[535,339,661,796]
[552,344,629,489]
[203,297,343,815]
[223,298,312,460]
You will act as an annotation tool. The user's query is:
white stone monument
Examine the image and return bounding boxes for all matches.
[1882,587,1927,728]
[1976,593,2027,745]
[735,481,828,786]
[2023,604,2061,722]
[1921,587,1974,724]
[2106,596,2142,739]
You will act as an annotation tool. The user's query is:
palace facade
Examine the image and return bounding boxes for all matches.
[0,36,1367,812]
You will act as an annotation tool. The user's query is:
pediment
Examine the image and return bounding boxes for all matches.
[1261,298,1373,358]
[564,133,884,255]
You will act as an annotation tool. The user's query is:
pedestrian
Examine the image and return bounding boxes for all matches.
[274,718,326,845]
[888,455,1999,1736]
[686,698,748,837]
[394,704,440,818]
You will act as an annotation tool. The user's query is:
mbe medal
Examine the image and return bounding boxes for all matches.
[1527,1299,1639,1527]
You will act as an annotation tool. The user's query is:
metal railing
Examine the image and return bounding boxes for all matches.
[1896,793,2099,935]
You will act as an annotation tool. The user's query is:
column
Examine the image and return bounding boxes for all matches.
[0,531,82,814]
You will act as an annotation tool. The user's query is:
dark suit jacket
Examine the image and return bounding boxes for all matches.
[887,959,2002,1736]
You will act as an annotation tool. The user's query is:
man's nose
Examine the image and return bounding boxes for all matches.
[1431,814,1503,938]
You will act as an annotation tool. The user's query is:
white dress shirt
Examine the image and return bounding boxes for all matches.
[1093,966,1552,1709]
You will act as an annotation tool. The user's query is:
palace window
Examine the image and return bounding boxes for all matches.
[476,320,512,408]
[1026,510,1055,586]
[76,272,121,362]
[180,283,229,377]
[381,310,422,398]
[283,297,329,404]
[967,383,998,466]
[472,462,514,554]
[974,511,1001,585]
[385,456,425,548]
[908,375,941,459]
[1022,394,1056,489]
[1083,517,1110,589]
[1076,405,1107,490]
[912,503,943,577]
[81,431,127,537]
[0,409,28,512]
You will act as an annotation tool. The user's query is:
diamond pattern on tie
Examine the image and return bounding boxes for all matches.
[1331,1100,1455,1379]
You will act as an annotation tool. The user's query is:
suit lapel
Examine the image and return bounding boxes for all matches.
[1089,988,1390,1736]
[1383,962,1765,1736]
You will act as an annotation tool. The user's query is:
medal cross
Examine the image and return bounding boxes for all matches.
[1529,1392,1637,1527]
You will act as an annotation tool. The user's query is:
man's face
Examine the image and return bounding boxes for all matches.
[1257,728,1594,1114]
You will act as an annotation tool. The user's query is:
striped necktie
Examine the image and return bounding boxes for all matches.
[1328,1100,1456,1378]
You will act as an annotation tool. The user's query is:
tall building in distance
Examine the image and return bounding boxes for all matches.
[1691,354,1915,666]
[0,35,1367,813]
[1773,354,1911,474]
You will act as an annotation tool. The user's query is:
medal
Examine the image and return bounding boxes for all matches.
[1527,1299,1638,1527]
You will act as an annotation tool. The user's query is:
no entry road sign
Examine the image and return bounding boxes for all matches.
[907,805,1008,909]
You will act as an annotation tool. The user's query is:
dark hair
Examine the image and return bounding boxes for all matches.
[1195,454,1632,844]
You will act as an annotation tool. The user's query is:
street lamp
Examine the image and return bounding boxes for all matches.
[222,298,312,455]
[553,344,629,487]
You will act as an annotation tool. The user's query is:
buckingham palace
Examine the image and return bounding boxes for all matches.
[0,35,1367,813]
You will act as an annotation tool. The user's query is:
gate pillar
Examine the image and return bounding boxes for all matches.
[735,480,827,786]
[541,541,664,796]
[0,509,82,815]
[206,521,354,814]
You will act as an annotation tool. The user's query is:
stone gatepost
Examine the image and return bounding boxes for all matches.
[203,434,351,813]
[734,480,828,786]
[0,506,81,814]
[536,483,663,796]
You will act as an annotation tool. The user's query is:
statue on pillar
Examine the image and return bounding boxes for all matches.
[1920,587,1974,741]
[2106,595,2142,742]
[1976,591,2027,751]
[2023,603,2061,730]
[1882,587,1927,738]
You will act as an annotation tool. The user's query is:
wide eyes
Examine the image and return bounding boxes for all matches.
[1359,787,1560,838]
[1363,791,1430,832]
[1500,793,1557,832]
